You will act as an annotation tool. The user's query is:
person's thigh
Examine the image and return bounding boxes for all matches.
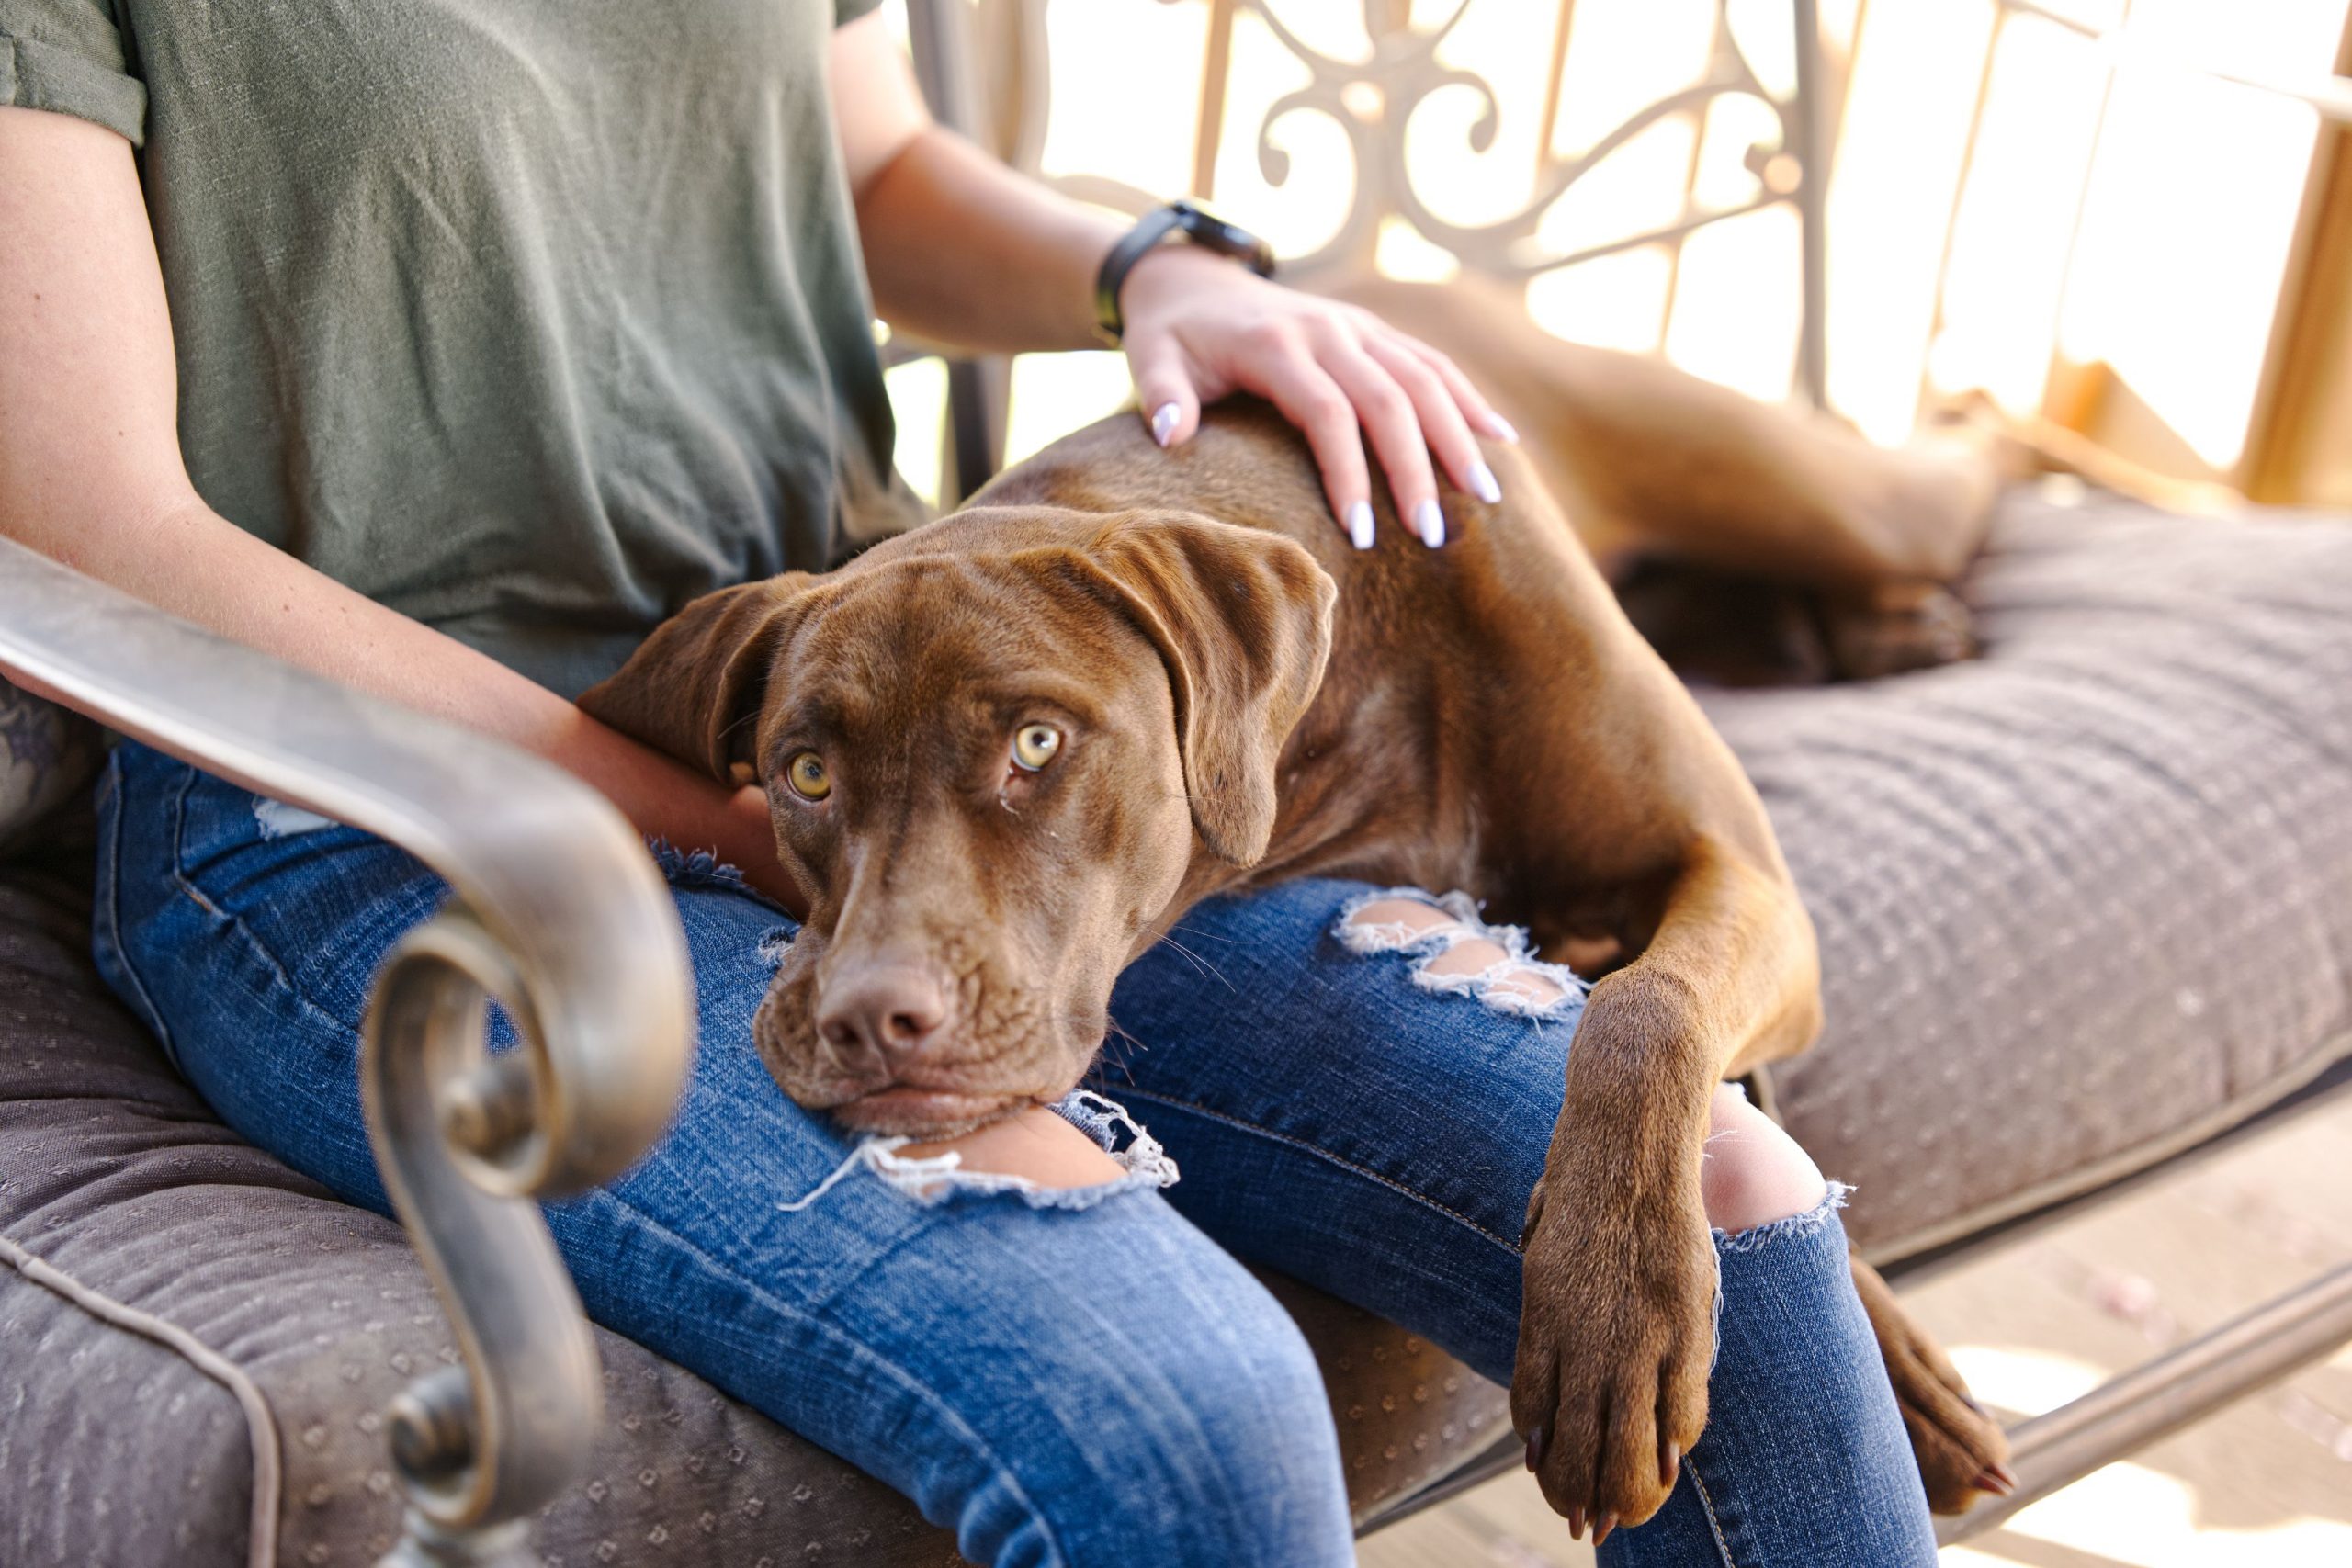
[1100,878,1589,1387]
[92,745,1352,1568]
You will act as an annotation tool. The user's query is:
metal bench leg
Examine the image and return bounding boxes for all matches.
[1937,1261,2352,1544]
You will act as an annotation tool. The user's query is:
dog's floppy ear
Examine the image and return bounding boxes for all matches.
[1081,513,1335,866]
[579,575,814,782]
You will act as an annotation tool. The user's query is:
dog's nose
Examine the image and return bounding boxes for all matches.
[815,964,951,1072]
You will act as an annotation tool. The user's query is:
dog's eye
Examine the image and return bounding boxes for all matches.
[785,750,832,801]
[1011,724,1063,772]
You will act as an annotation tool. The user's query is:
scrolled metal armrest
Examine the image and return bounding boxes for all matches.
[0,535,693,1563]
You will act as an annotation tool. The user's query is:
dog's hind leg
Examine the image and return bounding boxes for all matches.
[1328,274,2002,595]
[1848,1249,2017,1514]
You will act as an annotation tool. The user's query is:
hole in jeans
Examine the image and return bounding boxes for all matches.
[775,1090,1180,1215]
[1337,889,1588,1021]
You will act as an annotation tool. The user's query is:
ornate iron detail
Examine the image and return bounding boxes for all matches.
[0,536,695,1568]
[363,910,603,1565]
[1216,0,1813,288]
[1013,0,1819,287]
[937,0,1829,411]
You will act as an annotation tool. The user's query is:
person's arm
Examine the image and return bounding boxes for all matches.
[829,14,1517,549]
[0,106,795,909]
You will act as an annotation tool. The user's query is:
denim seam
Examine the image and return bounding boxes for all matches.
[165,765,229,919]
[1686,1462,1742,1568]
[1099,1085,1523,1257]
[595,1188,1075,1568]
[96,759,179,1068]
[164,766,375,1044]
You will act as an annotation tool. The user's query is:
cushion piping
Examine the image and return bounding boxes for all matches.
[1859,1030,2352,1266]
[1,1231,281,1568]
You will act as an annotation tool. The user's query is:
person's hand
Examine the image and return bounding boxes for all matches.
[1115,246,1518,548]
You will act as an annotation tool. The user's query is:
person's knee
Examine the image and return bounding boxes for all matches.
[899,1100,1128,1190]
[1700,1083,1828,1235]
[1064,1283,1352,1566]
[1343,895,1576,1011]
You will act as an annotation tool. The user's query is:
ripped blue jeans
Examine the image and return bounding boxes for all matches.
[92,743,1935,1568]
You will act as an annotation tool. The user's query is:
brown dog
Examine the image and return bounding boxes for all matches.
[583,329,2011,1529]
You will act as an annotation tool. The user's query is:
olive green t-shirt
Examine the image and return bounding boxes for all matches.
[3,0,919,697]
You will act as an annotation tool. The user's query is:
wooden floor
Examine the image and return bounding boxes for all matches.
[1361,1096,2352,1568]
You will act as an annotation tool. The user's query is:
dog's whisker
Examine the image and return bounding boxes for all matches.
[1148,932,1211,980]
[1165,923,1241,945]
[1100,1018,1148,1073]
[1132,911,1204,973]
[1147,932,1236,993]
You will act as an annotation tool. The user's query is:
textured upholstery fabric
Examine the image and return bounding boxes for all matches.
[0,839,962,1568]
[1703,491,2352,1258]
[0,681,98,853]
[0,831,1507,1567]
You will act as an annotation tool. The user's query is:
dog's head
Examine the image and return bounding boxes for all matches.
[582,507,1334,1137]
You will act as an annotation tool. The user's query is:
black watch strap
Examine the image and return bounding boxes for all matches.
[1093,200,1277,344]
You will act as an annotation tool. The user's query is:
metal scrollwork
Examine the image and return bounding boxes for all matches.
[363,908,608,1566]
[975,0,1826,400]
[1222,0,1810,284]
[0,533,695,1568]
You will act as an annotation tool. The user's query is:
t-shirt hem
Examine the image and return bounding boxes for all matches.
[0,33,148,146]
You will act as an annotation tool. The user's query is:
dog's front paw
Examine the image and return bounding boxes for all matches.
[1511,1166,1715,1541]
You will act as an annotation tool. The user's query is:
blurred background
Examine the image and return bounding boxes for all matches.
[878,0,2352,513]
[872,2,2352,1562]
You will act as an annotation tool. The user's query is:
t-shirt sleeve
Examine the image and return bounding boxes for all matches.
[0,0,147,146]
[834,0,887,27]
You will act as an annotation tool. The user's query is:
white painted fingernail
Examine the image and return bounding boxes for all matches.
[1485,413,1520,444]
[1151,402,1181,446]
[1347,501,1375,550]
[1415,499,1445,548]
[1469,460,1501,504]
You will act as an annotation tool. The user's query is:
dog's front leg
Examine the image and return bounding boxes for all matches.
[1513,836,1820,1535]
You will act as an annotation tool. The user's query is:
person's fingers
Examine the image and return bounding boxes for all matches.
[1363,333,1499,511]
[1316,330,1447,548]
[1394,330,1518,445]
[1250,334,1375,548]
[1124,332,1201,449]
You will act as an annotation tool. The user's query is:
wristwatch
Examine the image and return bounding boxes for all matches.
[1093,200,1278,344]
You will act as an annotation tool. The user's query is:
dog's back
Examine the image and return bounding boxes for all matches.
[969,400,1783,949]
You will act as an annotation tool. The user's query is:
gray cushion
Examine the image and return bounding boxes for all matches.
[0,680,99,853]
[0,836,1506,1567]
[1705,490,2352,1258]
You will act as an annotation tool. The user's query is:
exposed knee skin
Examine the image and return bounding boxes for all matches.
[1700,1084,1828,1235]
[1351,896,1458,942]
[1348,897,1574,1009]
[902,1101,1127,1188]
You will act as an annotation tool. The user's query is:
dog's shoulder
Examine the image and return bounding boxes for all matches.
[972,400,1324,538]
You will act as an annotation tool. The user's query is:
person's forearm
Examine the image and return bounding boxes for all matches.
[26,495,798,909]
[854,127,1121,355]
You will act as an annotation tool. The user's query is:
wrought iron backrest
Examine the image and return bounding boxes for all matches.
[903,0,1832,495]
